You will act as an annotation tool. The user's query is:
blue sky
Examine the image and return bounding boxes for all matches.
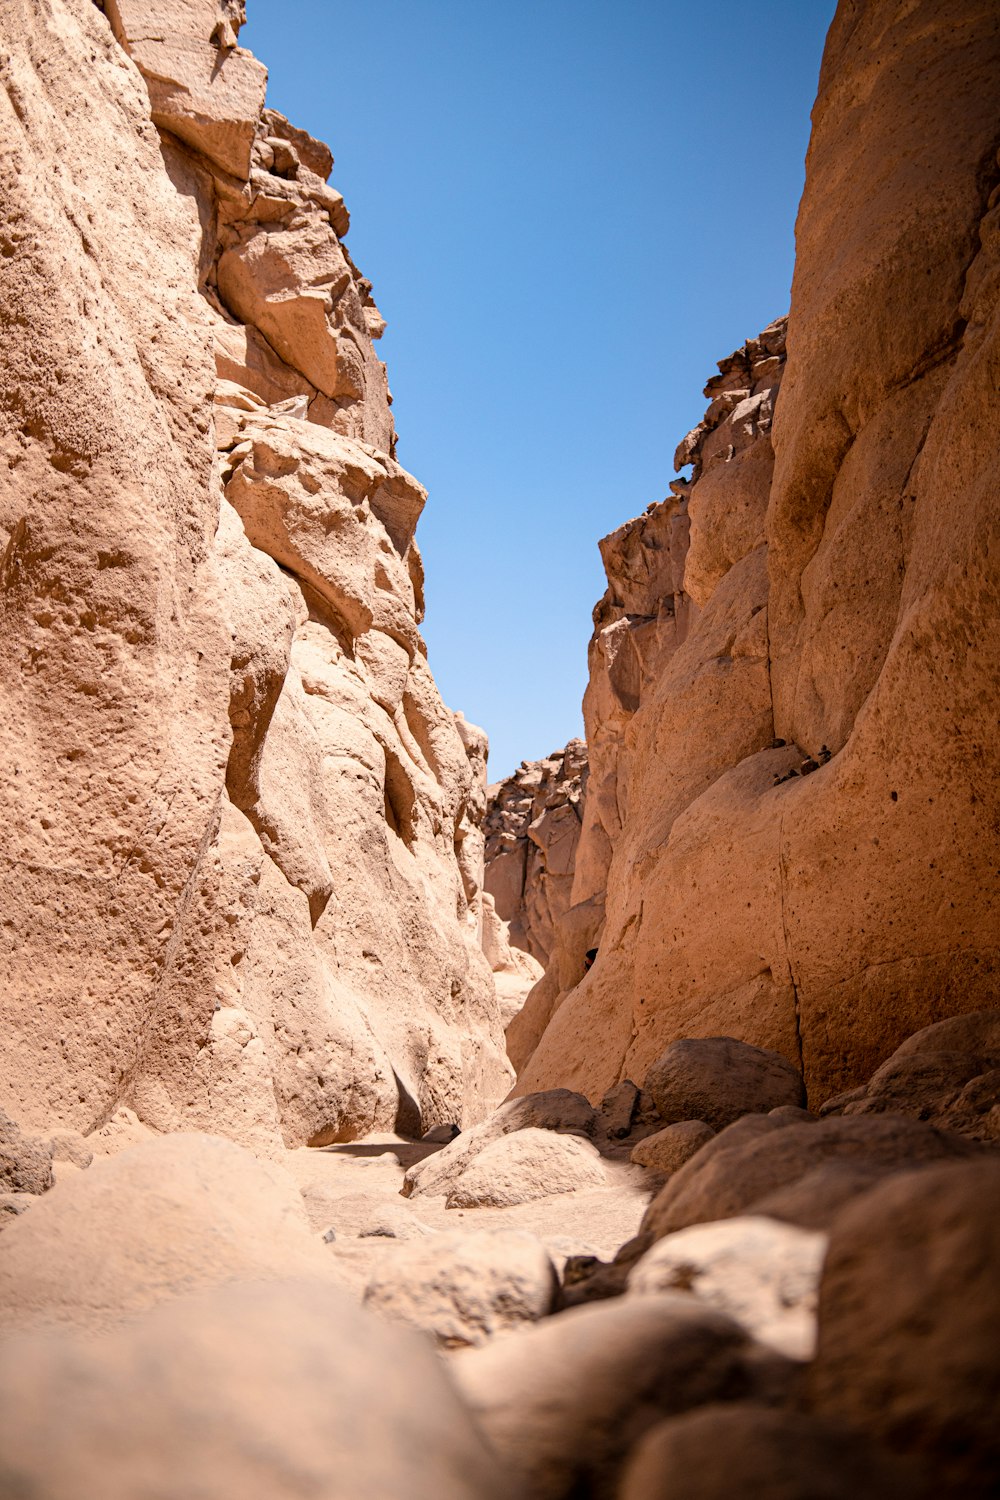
[243,0,836,781]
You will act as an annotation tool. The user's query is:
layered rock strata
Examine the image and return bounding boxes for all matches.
[0,0,511,1148]
[516,0,1000,1103]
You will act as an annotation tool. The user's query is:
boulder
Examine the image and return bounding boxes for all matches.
[401,1090,596,1200]
[363,1228,556,1348]
[453,1295,792,1500]
[618,1404,926,1500]
[0,1279,515,1500]
[631,1120,715,1172]
[644,1037,804,1131]
[445,1128,607,1209]
[0,1133,339,1334]
[810,1161,1000,1498]
[820,1009,1000,1142]
[641,1113,985,1241]
[627,1216,827,1360]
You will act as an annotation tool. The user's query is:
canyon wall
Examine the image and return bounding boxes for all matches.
[515,0,1000,1105]
[0,0,512,1149]
[484,741,587,967]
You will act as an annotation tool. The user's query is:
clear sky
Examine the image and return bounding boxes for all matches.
[242,0,836,781]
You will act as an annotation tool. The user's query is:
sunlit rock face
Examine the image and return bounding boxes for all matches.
[484,742,588,967]
[0,0,511,1146]
[516,0,1000,1105]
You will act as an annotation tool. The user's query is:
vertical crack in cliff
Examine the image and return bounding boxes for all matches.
[776,808,805,1081]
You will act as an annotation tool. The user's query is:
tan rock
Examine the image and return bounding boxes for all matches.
[0,0,231,1137]
[0,1112,53,1195]
[644,1037,805,1130]
[363,1227,557,1347]
[401,1089,597,1200]
[0,1279,514,1500]
[810,1161,1000,1497]
[630,1119,716,1172]
[820,1008,1000,1141]
[627,1216,828,1360]
[444,1128,607,1209]
[640,1114,985,1242]
[619,1405,926,1500]
[484,741,588,966]
[453,1295,785,1500]
[0,1132,339,1335]
[515,0,1000,1106]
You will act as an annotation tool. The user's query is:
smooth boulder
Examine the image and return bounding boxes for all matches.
[401,1090,596,1200]
[641,1113,984,1240]
[631,1120,715,1172]
[453,1294,790,1500]
[618,1404,926,1500]
[0,1278,516,1500]
[627,1216,827,1360]
[810,1161,1000,1498]
[820,1009,1000,1142]
[445,1128,606,1209]
[0,1132,339,1333]
[363,1227,556,1347]
[644,1038,805,1131]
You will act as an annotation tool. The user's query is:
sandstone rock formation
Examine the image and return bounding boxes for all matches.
[514,0,1000,1105]
[0,0,511,1150]
[484,739,588,966]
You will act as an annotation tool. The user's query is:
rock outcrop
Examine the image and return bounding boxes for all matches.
[514,0,1000,1105]
[484,740,588,966]
[0,0,510,1148]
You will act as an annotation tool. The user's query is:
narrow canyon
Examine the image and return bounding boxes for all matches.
[1,1,998,1496]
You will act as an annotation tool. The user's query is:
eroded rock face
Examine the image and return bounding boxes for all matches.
[515,0,1000,1106]
[0,0,511,1147]
[484,740,588,966]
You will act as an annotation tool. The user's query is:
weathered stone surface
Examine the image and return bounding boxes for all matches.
[401,1089,597,1200]
[0,1112,53,1195]
[104,3,267,180]
[640,1114,985,1242]
[0,1193,34,1229]
[0,1133,339,1335]
[0,0,231,1138]
[631,1119,715,1172]
[0,0,513,1150]
[810,1161,1000,1497]
[513,0,1000,1108]
[644,1037,805,1130]
[484,741,588,967]
[619,1405,926,1500]
[444,1127,607,1209]
[0,1279,515,1500]
[820,1009,1000,1141]
[363,1227,557,1347]
[628,1216,827,1360]
[454,1295,789,1500]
